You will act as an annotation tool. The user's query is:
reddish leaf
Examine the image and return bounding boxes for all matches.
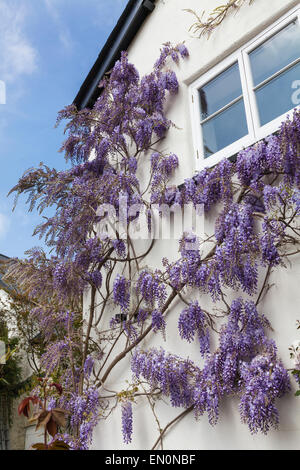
[49,440,70,451]
[36,410,51,430]
[52,407,70,414]
[49,382,63,395]
[18,396,41,418]
[31,442,48,450]
[52,409,67,428]
[35,407,67,436]
[46,416,58,437]
[18,399,30,418]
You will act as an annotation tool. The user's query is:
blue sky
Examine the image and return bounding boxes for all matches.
[0,0,128,258]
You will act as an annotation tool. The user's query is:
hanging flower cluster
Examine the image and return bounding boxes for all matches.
[113,274,131,312]
[121,401,133,444]
[132,299,290,433]
[178,301,210,357]
[59,387,100,450]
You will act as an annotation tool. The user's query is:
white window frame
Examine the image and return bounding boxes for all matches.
[189,5,300,170]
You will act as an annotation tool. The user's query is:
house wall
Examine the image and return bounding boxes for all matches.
[91,0,300,450]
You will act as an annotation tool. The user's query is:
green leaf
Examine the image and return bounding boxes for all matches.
[0,378,9,385]
[295,390,300,396]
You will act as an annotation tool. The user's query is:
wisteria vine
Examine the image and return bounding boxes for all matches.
[3,39,300,450]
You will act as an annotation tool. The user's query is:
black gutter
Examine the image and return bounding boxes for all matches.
[73,0,156,111]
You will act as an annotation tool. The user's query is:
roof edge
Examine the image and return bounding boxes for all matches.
[73,0,156,110]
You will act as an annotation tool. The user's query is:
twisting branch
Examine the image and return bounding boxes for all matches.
[151,405,194,450]
[185,0,255,37]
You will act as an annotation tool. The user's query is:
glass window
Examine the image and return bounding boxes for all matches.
[250,20,300,126]
[198,62,248,158]
[255,61,300,126]
[202,99,248,158]
[249,20,300,87]
[199,62,243,119]
[191,8,300,164]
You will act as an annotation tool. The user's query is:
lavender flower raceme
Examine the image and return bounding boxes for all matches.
[121,401,133,444]
[131,299,290,433]
[178,301,210,356]
[64,387,100,450]
[136,270,167,308]
[113,274,131,312]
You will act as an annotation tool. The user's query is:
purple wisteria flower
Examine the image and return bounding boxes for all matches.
[121,401,133,444]
[83,355,94,378]
[65,387,100,450]
[239,354,290,434]
[136,270,167,308]
[178,301,210,356]
[113,274,131,312]
[131,298,290,433]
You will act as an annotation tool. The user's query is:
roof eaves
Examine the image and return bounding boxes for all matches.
[73,0,156,110]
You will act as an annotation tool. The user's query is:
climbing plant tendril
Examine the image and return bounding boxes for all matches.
[185,0,255,37]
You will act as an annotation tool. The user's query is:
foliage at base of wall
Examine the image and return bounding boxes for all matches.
[0,321,22,425]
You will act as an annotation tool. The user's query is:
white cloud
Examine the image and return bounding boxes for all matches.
[0,213,10,239]
[91,0,128,29]
[44,0,73,52]
[0,0,37,83]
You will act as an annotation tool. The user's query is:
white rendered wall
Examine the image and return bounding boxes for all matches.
[91,0,300,450]
[0,289,9,306]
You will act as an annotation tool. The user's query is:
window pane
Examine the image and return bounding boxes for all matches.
[199,62,242,120]
[250,20,300,86]
[256,61,300,126]
[202,99,248,158]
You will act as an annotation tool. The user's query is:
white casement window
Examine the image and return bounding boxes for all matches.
[190,5,300,169]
